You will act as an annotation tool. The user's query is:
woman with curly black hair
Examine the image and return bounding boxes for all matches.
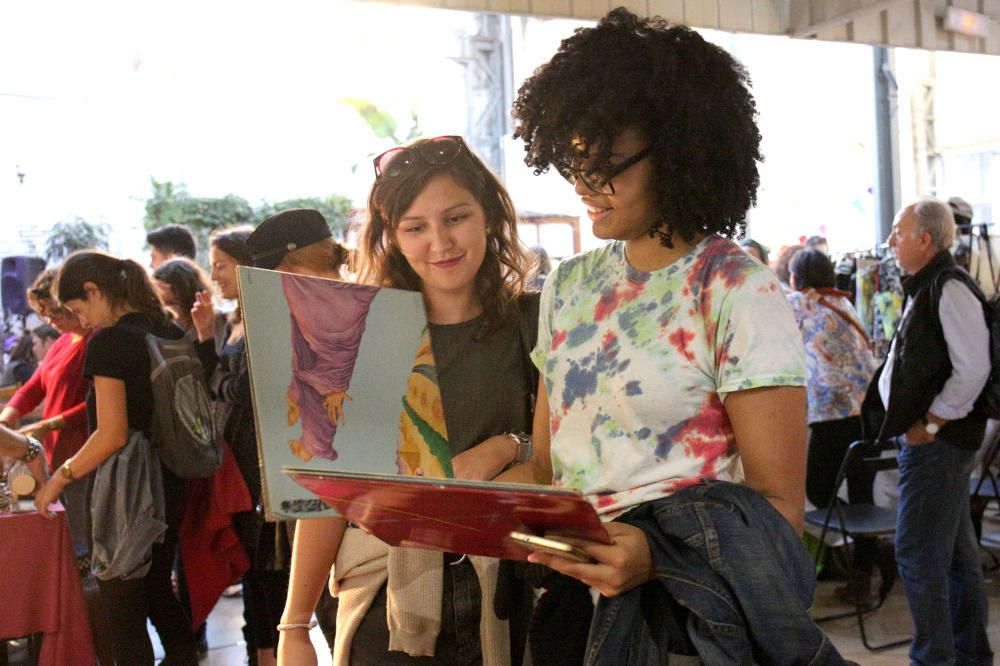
[502,8,844,663]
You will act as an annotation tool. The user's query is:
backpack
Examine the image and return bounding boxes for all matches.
[976,294,1000,420]
[934,269,1000,421]
[143,332,223,479]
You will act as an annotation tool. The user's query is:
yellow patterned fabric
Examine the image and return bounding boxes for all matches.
[397,328,453,478]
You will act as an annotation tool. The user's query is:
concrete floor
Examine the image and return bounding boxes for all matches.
[172,571,1000,666]
[161,537,1000,666]
[0,498,937,664]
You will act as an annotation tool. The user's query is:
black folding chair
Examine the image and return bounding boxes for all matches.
[970,426,1000,569]
[804,440,910,651]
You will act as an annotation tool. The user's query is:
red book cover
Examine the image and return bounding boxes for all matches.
[286,468,609,560]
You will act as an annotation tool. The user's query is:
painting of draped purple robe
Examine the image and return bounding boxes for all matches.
[282,274,379,461]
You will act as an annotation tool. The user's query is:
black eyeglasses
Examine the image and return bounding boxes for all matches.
[556,146,652,195]
[373,136,468,179]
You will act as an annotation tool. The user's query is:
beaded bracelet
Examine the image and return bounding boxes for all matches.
[20,435,42,463]
[276,619,318,631]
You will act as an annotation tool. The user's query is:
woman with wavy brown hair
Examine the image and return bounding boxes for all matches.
[278,136,537,666]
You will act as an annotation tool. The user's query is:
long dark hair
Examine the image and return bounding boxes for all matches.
[357,137,529,334]
[789,248,835,290]
[55,250,169,328]
[209,226,253,324]
[209,226,254,266]
[153,257,212,325]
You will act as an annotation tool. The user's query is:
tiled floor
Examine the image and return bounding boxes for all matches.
[139,510,1000,665]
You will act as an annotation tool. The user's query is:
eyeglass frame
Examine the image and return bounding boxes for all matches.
[372,135,469,179]
[555,146,653,195]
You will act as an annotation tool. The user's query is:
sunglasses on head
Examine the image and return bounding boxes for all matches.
[35,300,71,319]
[373,136,467,179]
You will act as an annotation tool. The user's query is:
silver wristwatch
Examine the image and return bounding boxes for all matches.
[507,431,532,465]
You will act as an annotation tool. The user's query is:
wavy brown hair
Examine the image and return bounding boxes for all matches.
[357,137,529,335]
[276,238,351,279]
[27,269,57,313]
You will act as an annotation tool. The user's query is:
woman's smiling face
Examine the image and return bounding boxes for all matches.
[392,172,488,306]
[574,127,657,242]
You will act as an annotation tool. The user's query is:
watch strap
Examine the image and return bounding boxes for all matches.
[506,431,532,465]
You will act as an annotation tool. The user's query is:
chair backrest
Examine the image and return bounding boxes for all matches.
[836,440,899,497]
[972,427,1000,496]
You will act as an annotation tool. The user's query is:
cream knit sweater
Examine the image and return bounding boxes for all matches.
[330,528,510,665]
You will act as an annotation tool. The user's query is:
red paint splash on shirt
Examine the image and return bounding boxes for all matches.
[552,329,568,351]
[594,286,621,322]
[669,394,733,474]
[668,328,696,362]
[596,495,617,509]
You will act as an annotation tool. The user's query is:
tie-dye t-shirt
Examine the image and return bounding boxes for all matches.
[532,235,807,518]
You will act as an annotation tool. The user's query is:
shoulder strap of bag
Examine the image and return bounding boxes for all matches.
[516,291,542,422]
[814,289,872,348]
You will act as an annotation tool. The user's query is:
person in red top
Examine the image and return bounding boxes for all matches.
[0,269,93,553]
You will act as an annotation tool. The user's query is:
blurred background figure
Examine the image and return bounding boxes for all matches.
[1,333,37,387]
[771,244,804,291]
[153,257,215,341]
[30,324,60,364]
[147,224,197,269]
[805,235,829,255]
[193,225,288,666]
[527,244,552,290]
[948,196,975,272]
[786,248,881,604]
[948,196,974,229]
[739,238,770,265]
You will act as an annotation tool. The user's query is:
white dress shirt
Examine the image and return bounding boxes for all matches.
[879,279,990,420]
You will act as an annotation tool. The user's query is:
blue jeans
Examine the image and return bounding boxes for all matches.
[896,437,993,665]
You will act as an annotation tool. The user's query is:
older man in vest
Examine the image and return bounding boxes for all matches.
[861,197,993,665]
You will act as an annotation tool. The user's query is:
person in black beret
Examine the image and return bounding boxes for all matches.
[246,208,344,272]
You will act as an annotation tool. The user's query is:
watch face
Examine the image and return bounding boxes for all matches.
[925,422,940,435]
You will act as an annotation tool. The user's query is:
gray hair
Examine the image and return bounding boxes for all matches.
[909,197,955,252]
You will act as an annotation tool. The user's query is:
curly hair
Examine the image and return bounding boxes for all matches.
[27,268,57,313]
[357,137,529,335]
[512,7,762,247]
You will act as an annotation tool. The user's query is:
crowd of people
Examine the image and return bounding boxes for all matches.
[0,7,995,666]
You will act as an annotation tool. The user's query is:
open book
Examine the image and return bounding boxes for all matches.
[239,267,607,559]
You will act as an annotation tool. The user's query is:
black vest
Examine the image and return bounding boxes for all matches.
[860,251,988,450]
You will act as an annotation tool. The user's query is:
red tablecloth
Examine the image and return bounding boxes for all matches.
[0,505,96,665]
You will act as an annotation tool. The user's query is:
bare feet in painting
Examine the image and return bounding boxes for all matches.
[323,391,351,426]
[287,391,300,426]
[289,439,313,462]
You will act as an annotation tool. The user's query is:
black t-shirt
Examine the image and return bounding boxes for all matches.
[429,294,539,457]
[84,312,184,434]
